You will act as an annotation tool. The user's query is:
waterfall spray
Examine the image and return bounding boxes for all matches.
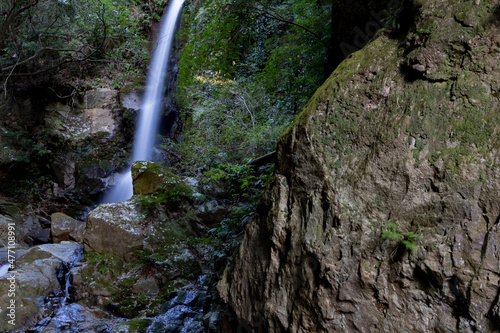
[103,0,185,203]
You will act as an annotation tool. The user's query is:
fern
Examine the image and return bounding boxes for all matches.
[382,222,421,252]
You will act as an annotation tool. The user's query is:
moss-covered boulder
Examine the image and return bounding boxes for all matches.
[131,161,192,198]
[220,0,500,332]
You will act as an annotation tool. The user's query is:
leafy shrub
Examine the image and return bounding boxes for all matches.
[175,0,332,169]
[203,163,273,199]
[135,182,194,214]
[382,222,422,252]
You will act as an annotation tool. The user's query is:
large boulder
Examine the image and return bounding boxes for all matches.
[219,0,500,332]
[0,242,82,332]
[84,200,143,258]
[45,88,119,141]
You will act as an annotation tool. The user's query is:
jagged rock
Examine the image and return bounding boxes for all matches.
[219,0,500,332]
[1,214,49,247]
[38,303,115,333]
[0,242,82,332]
[51,212,85,243]
[31,229,52,245]
[149,291,207,333]
[84,200,143,258]
[196,200,227,225]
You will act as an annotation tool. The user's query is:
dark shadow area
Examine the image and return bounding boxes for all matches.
[448,275,472,321]
[325,0,420,76]
[485,4,500,26]
[413,264,442,291]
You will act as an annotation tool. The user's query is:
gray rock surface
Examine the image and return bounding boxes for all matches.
[84,200,143,258]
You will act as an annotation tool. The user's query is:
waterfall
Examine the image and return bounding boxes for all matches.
[0,263,9,277]
[103,0,185,203]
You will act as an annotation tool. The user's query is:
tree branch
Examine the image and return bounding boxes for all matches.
[0,0,40,46]
[247,4,320,39]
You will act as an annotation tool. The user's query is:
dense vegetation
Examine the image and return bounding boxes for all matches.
[0,0,168,91]
[175,0,333,170]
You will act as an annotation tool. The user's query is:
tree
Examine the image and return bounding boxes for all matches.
[0,0,148,88]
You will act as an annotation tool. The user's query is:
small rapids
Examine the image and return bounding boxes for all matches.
[0,263,10,277]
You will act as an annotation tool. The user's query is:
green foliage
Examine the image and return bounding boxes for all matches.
[382,222,422,252]
[189,163,273,263]
[204,163,272,198]
[84,252,118,275]
[0,0,149,89]
[135,182,194,214]
[176,0,332,169]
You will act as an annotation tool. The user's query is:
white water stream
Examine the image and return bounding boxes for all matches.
[103,0,185,203]
[0,263,10,277]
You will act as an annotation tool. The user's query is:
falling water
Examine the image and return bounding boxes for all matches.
[0,263,10,277]
[103,0,185,203]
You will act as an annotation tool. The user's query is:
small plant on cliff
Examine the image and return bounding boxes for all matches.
[382,222,422,252]
[135,183,194,214]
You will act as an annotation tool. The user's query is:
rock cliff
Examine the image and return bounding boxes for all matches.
[219,0,500,332]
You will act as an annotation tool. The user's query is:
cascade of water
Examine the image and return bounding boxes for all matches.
[103,0,185,203]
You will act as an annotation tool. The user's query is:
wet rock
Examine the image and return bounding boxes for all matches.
[149,291,207,333]
[51,212,85,243]
[120,89,143,111]
[38,303,114,333]
[0,242,82,332]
